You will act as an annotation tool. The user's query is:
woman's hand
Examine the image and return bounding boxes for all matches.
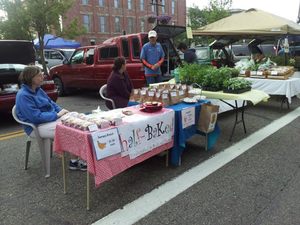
[57,108,69,118]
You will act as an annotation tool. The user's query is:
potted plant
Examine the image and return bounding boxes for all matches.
[201,67,227,91]
[157,15,172,25]
[177,63,195,85]
[223,78,252,94]
[147,15,157,23]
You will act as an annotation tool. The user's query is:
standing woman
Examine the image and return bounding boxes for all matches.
[106,57,133,109]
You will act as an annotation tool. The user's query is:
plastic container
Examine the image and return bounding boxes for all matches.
[174,68,180,83]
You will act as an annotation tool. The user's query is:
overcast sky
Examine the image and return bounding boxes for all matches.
[186,0,299,22]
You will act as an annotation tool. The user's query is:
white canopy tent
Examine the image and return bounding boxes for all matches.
[192,9,300,38]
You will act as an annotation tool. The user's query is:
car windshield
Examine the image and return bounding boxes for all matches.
[195,48,210,60]
[258,44,276,56]
[62,50,75,59]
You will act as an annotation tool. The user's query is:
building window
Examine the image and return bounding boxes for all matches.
[140,0,144,11]
[83,15,91,32]
[82,0,89,5]
[115,17,121,33]
[140,19,145,32]
[98,0,104,7]
[114,0,120,8]
[162,0,165,14]
[128,0,132,10]
[171,0,175,15]
[99,16,107,32]
[151,4,155,12]
[127,18,134,34]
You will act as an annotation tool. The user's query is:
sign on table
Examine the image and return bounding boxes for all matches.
[181,107,195,129]
[118,111,174,159]
[91,128,121,160]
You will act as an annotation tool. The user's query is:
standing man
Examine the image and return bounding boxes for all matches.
[140,30,165,85]
[177,42,197,64]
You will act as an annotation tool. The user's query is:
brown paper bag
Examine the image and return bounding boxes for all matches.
[129,89,140,102]
[197,103,219,133]
[154,90,162,102]
[161,90,170,106]
[169,90,180,105]
[139,89,147,103]
[146,89,156,102]
[177,89,185,101]
[187,85,194,97]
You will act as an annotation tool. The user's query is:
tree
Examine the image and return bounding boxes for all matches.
[26,0,76,74]
[0,0,32,40]
[61,18,87,40]
[175,0,232,46]
[0,0,86,74]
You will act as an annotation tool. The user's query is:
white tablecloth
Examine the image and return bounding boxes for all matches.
[245,77,300,104]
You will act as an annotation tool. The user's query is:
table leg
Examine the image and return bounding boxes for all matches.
[87,170,90,211]
[178,156,182,166]
[241,100,247,133]
[205,133,208,151]
[221,100,247,141]
[165,150,169,167]
[62,152,67,194]
[280,96,290,110]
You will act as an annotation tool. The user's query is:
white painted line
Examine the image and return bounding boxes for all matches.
[93,107,300,225]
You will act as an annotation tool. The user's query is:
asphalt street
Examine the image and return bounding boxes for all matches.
[0,91,299,225]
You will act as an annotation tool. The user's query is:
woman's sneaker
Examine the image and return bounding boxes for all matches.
[78,160,87,171]
[69,159,87,171]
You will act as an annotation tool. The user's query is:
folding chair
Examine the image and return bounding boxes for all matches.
[12,105,51,178]
[99,84,116,109]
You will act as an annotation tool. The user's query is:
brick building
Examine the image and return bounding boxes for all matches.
[63,0,186,46]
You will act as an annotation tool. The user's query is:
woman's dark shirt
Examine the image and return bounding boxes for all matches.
[106,70,133,109]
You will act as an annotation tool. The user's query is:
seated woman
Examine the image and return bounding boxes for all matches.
[106,57,133,109]
[15,65,86,171]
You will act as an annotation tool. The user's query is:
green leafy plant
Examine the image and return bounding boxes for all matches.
[229,68,240,77]
[201,67,230,91]
[250,63,260,71]
[178,63,240,91]
[178,63,213,85]
[223,78,252,91]
[269,55,297,67]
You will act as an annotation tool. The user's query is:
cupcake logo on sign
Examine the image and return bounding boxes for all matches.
[91,128,121,160]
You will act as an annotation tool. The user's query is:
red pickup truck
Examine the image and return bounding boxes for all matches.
[49,25,185,96]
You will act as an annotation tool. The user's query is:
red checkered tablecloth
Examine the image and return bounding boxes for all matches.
[54,108,174,187]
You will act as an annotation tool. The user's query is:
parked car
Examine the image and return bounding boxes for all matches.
[231,44,251,62]
[195,39,235,68]
[49,25,185,96]
[39,48,75,69]
[0,40,58,113]
[248,39,277,57]
[230,39,278,63]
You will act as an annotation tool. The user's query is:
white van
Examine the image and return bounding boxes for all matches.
[43,48,75,69]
